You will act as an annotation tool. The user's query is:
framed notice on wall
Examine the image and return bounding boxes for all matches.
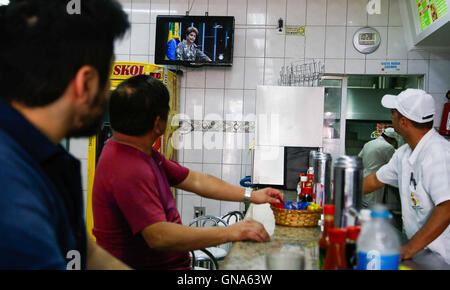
[416,0,448,31]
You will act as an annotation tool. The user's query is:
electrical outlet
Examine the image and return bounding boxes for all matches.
[194,206,205,218]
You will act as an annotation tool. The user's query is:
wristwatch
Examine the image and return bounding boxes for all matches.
[243,188,253,204]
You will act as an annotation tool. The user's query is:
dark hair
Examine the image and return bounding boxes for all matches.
[0,0,130,107]
[381,133,395,143]
[381,133,390,140]
[395,110,433,129]
[186,26,198,37]
[109,75,170,136]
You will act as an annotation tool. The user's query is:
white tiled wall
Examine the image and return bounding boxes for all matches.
[71,0,450,225]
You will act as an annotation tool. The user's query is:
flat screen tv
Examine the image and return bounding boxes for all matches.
[154,15,235,67]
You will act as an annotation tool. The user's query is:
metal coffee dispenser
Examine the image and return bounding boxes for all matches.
[309,150,319,168]
[332,155,363,228]
[312,152,332,207]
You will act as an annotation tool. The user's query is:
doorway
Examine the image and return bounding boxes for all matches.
[345,75,424,155]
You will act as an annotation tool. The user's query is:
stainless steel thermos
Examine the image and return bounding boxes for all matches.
[309,150,318,169]
[312,152,332,207]
[332,155,363,228]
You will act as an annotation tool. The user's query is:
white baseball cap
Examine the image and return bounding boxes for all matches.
[382,127,398,139]
[381,89,435,123]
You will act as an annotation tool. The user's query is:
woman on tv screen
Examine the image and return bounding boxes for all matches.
[175,26,212,62]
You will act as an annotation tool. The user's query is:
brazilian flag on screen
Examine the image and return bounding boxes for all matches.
[165,22,181,60]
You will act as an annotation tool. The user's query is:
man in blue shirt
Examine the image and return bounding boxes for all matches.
[0,0,131,269]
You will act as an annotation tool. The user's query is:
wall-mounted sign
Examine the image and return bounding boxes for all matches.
[285,25,305,36]
[416,0,448,31]
[381,61,402,72]
[353,27,381,54]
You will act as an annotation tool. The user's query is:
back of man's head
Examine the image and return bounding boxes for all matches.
[109,75,170,136]
[0,0,130,107]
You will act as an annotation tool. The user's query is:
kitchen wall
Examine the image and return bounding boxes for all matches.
[71,0,450,225]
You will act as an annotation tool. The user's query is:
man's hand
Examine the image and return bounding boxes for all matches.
[86,235,132,270]
[251,187,284,204]
[227,219,270,242]
[400,244,415,261]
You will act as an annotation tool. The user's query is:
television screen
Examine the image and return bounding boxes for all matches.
[154,15,235,67]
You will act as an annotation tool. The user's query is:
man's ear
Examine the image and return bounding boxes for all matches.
[399,116,409,129]
[71,65,99,104]
[153,116,163,134]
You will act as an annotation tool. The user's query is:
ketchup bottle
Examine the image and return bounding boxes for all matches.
[323,228,348,270]
[302,186,313,202]
[318,205,335,270]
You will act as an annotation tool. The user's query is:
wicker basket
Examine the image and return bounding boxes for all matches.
[271,206,322,227]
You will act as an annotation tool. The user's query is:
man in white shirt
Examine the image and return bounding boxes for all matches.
[363,89,450,264]
[359,127,398,207]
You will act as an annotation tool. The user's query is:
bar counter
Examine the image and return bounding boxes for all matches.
[222,193,450,270]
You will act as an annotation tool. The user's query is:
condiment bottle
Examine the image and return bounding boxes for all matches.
[318,204,335,270]
[359,209,371,228]
[307,172,314,183]
[345,226,361,270]
[298,175,308,202]
[323,228,347,270]
[302,186,313,202]
[296,173,304,202]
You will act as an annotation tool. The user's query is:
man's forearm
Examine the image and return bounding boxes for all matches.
[142,222,232,252]
[86,236,132,270]
[178,171,245,202]
[402,201,450,259]
[363,172,385,194]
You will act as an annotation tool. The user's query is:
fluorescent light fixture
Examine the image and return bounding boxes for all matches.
[0,0,9,5]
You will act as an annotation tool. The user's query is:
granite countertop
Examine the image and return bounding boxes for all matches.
[222,190,322,270]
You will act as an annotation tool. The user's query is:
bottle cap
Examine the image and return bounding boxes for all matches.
[346,226,361,241]
[370,204,390,218]
[371,210,390,218]
[323,204,335,215]
[329,228,347,243]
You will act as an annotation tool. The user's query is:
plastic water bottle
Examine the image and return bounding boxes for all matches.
[356,204,400,270]
[358,209,371,228]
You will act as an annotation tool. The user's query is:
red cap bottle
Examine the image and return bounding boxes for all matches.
[323,204,335,215]
[345,226,361,269]
[323,228,348,270]
[302,186,313,202]
[318,205,335,270]
[346,226,361,241]
[329,228,347,243]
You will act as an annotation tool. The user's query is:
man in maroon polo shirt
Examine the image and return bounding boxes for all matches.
[92,75,284,270]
